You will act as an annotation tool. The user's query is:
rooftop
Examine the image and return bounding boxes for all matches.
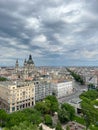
[52,79,72,83]
[70,98,82,104]
[0,81,16,87]
[0,81,33,87]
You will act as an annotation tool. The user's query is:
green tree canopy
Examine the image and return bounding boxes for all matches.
[34,95,59,115]
[0,77,8,81]
[80,90,98,101]
[6,111,27,128]
[3,121,39,130]
[80,90,98,128]
[44,114,53,127]
[58,109,70,123]
[67,68,85,85]
[55,121,63,130]
[22,108,42,124]
[45,95,59,114]
[34,101,50,114]
[61,103,75,120]
[4,108,42,128]
[0,109,7,127]
[66,125,70,130]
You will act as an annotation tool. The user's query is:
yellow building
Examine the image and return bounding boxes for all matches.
[0,81,35,113]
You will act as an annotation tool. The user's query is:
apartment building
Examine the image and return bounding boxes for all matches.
[34,80,52,102]
[85,75,97,86]
[52,80,73,99]
[0,81,35,113]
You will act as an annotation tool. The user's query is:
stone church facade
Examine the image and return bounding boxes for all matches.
[15,55,37,80]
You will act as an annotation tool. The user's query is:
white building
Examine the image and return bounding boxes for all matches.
[52,80,73,98]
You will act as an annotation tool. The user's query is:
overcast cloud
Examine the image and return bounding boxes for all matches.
[0,0,98,66]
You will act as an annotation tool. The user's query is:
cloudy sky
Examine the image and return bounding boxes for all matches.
[0,0,98,66]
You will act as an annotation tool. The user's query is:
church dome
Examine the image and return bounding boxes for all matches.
[27,54,34,64]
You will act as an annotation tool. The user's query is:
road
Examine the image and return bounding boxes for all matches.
[58,81,88,103]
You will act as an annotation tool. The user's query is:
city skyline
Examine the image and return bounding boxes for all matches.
[0,0,98,66]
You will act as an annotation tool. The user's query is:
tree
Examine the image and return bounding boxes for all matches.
[39,125,43,130]
[89,124,98,130]
[2,108,43,129]
[6,111,26,128]
[66,125,70,130]
[80,90,98,100]
[67,68,85,85]
[44,114,53,127]
[61,103,75,120]
[34,101,50,114]
[80,90,98,128]
[45,95,59,114]
[0,109,7,127]
[0,77,8,81]
[55,121,63,130]
[58,109,70,123]
[35,95,59,115]
[22,108,42,125]
[3,121,39,130]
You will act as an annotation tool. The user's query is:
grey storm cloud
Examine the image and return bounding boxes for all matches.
[0,0,98,66]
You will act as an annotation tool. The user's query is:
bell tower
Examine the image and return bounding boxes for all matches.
[23,59,28,79]
[27,54,35,74]
[15,59,19,73]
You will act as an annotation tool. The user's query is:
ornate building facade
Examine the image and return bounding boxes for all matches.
[15,55,37,80]
[0,55,37,113]
[0,81,35,113]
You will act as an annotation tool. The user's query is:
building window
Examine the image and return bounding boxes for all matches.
[17,106,19,110]
[12,107,15,111]
[32,102,33,105]
[23,91,25,95]
[28,102,30,106]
